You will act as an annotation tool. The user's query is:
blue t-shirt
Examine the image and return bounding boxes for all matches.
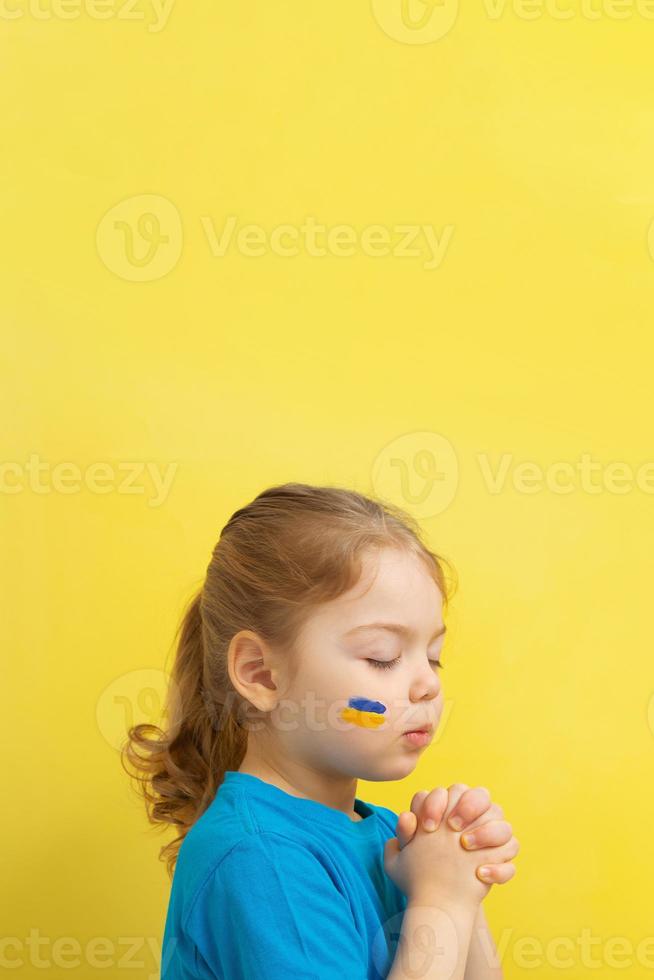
[161,770,408,979]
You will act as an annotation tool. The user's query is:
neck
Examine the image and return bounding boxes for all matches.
[237,741,362,821]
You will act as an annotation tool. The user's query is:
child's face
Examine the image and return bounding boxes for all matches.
[272,545,446,782]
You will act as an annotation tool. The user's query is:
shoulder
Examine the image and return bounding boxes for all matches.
[215,829,329,871]
[184,831,345,927]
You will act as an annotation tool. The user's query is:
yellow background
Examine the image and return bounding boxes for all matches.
[2,1,653,976]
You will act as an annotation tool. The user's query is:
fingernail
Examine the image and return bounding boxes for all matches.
[478,866,491,881]
[461,833,475,848]
[423,818,437,831]
[448,816,463,831]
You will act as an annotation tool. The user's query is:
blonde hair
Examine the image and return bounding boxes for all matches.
[121,482,456,877]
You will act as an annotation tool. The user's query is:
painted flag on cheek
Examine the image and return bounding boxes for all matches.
[340,696,387,730]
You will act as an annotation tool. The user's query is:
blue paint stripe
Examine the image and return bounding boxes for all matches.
[348,697,386,714]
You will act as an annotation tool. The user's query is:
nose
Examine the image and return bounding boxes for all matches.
[409,663,441,703]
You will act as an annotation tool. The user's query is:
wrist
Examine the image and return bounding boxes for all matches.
[409,890,480,919]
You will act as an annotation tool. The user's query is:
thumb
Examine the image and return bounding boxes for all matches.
[383,835,400,871]
[396,810,417,849]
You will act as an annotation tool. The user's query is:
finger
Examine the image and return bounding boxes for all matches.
[476,862,517,885]
[446,785,492,832]
[383,835,401,873]
[460,820,513,850]
[395,812,408,849]
[396,810,418,849]
[476,836,521,865]
[460,801,505,833]
[410,789,430,819]
[419,787,449,832]
[440,783,470,826]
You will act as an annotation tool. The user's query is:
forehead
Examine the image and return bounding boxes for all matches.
[306,547,444,638]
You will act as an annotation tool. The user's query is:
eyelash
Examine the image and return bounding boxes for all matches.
[367,657,444,671]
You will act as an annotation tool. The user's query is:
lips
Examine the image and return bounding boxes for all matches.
[403,729,433,748]
[403,723,434,734]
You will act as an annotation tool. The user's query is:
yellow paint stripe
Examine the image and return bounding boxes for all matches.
[340,707,386,729]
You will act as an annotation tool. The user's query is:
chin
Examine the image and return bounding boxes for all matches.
[356,755,421,783]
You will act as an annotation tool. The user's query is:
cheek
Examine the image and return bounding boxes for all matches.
[339,695,388,730]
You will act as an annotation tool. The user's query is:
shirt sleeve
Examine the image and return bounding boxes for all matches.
[188,832,369,980]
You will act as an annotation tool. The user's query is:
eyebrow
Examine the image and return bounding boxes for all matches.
[343,621,447,642]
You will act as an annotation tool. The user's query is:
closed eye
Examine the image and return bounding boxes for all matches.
[367,657,444,671]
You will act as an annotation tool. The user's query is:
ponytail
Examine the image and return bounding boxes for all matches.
[121,588,247,879]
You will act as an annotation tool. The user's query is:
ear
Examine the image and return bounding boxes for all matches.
[227,630,285,723]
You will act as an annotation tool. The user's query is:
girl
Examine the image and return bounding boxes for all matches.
[123,482,519,979]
